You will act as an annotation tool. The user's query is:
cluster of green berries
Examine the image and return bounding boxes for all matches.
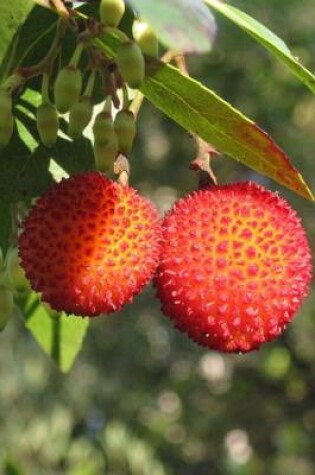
[0,0,158,173]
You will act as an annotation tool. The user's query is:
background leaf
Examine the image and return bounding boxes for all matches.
[205,0,315,94]
[140,58,314,201]
[127,0,216,53]
[0,0,35,81]
[20,292,89,373]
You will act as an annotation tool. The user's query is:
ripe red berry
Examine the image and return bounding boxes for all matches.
[155,182,312,353]
[19,172,161,316]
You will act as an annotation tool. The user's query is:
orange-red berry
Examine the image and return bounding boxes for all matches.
[155,182,312,353]
[19,172,161,316]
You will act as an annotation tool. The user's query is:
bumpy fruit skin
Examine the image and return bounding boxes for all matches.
[155,182,312,353]
[36,102,59,147]
[19,172,161,316]
[0,287,13,331]
[0,90,13,148]
[93,112,118,172]
[54,66,82,113]
[132,20,158,57]
[116,41,145,89]
[99,0,125,27]
[114,110,136,154]
[68,97,93,139]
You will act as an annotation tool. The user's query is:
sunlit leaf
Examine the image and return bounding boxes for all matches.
[21,292,89,373]
[205,0,315,94]
[140,58,314,200]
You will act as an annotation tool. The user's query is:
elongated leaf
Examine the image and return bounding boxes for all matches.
[140,58,314,200]
[128,0,216,53]
[0,0,34,79]
[22,292,89,372]
[205,0,315,94]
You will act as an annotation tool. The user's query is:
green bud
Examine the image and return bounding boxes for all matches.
[54,66,82,113]
[132,20,158,57]
[93,112,118,172]
[68,97,93,139]
[114,110,136,154]
[116,41,145,89]
[36,102,59,147]
[99,0,125,27]
[5,247,31,293]
[0,287,13,331]
[0,90,14,148]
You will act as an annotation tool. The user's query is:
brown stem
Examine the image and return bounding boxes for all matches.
[174,54,219,187]
[114,155,130,186]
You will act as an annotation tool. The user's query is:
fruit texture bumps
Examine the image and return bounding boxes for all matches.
[19,172,161,316]
[155,182,312,353]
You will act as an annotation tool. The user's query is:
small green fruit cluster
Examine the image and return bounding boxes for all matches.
[93,107,136,173]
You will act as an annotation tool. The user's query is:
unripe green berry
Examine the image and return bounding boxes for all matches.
[132,20,158,57]
[68,97,93,139]
[114,110,136,154]
[0,287,13,331]
[0,90,13,148]
[100,0,125,27]
[5,247,31,293]
[93,112,118,172]
[54,66,82,113]
[116,41,145,89]
[36,102,59,147]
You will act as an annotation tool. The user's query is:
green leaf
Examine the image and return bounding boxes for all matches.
[140,57,314,201]
[0,0,34,81]
[204,0,315,94]
[21,292,89,373]
[0,88,95,202]
[128,0,216,53]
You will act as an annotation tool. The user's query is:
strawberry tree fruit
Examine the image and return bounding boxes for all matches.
[0,287,14,331]
[0,90,14,148]
[116,41,145,89]
[99,0,125,27]
[36,102,59,147]
[114,110,136,154]
[132,20,159,57]
[68,97,93,139]
[54,66,82,114]
[155,182,312,353]
[93,111,119,172]
[19,172,161,316]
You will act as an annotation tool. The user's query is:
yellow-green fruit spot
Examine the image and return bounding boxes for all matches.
[99,0,125,27]
[116,41,145,89]
[37,102,59,147]
[114,110,136,154]
[54,66,82,113]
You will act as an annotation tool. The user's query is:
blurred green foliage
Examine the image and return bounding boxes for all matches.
[0,0,315,474]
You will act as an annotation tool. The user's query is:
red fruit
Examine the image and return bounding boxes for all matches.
[19,172,161,316]
[155,182,312,353]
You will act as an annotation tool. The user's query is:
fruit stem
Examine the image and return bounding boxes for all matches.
[69,42,84,68]
[83,69,96,97]
[41,72,51,104]
[103,95,113,114]
[122,84,130,110]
